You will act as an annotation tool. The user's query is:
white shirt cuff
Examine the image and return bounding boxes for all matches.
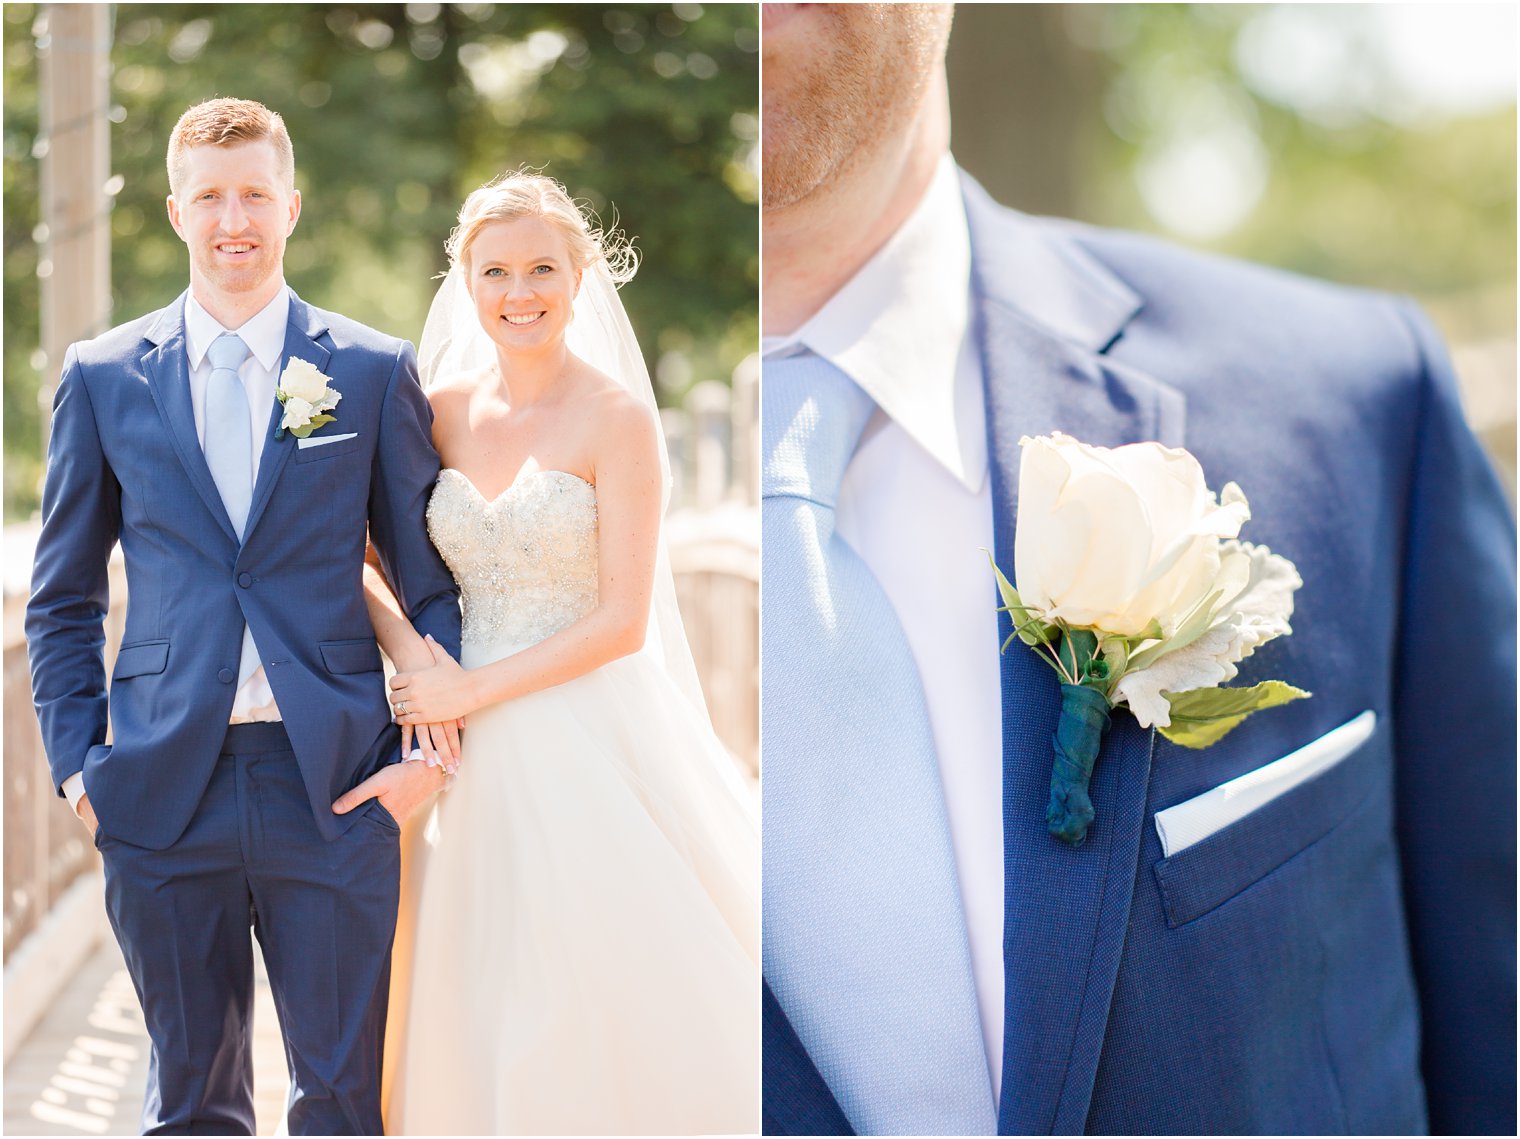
[61,772,87,813]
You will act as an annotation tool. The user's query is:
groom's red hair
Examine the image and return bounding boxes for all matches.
[167,97,294,195]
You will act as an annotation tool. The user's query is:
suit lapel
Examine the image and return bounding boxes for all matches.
[763,981,856,1135]
[962,175,1185,1135]
[243,294,331,539]
[141,293,240,545]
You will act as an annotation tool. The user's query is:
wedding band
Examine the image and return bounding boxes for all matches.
[397,701,408,716]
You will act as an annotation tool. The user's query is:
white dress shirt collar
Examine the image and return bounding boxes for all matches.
[184,285,291,373]
[763,156,986,491]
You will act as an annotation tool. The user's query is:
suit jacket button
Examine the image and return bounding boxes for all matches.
[237,572,253,588]
[218,668,235,684]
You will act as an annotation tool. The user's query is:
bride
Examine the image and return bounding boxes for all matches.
[356,173,759,1134]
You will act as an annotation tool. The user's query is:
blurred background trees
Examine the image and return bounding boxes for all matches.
[5,4,1513,519]
[3,2,758,520]
[947,3,1515,493]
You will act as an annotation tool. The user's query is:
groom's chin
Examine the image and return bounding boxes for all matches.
[761,101,852,213]
[195,250,282,295]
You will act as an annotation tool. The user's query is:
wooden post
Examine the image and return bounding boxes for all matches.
[13,3,111,980]
[37,3,113,449]
[660,407,688,512]
[687,380,731,511]
[730,352,759,504]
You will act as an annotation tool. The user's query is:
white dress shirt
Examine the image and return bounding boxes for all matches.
[763,156,1007,1106]
[184,285,288,723]
[64,286,289,812]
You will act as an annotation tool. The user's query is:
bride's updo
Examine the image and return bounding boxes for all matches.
[445,171,637,285]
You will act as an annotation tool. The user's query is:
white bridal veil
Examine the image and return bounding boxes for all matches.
[416,259,713,725]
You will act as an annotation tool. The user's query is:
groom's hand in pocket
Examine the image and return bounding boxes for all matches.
[331,760,446,828]
[75,792,99,838]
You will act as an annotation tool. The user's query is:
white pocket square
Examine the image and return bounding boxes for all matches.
[1154,710,1377,857]
[296,431,358,449]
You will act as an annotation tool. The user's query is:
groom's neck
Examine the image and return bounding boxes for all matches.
[761,74,950,338]
[188,274,287,332]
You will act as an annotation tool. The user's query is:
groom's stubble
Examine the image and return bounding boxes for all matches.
[760,3,953,334]
[761,3,954,213]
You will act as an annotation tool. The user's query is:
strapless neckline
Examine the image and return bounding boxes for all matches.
[438,467,594,506]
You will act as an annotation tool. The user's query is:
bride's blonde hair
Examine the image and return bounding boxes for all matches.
[445,170,637,285]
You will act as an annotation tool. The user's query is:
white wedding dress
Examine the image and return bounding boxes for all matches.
[381,467,760,1135]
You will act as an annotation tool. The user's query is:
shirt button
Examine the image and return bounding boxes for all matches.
[238,572,253,588]
[218,668,235,684]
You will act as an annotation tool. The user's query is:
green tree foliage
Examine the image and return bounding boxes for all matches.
[1073,5,1515,307]
[949,5,1515,316]
[4,3,758,519]
[4,7,43,520]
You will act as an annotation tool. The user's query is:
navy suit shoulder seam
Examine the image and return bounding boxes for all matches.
[1379,295,1438,396]
[59,346,107,431]
[307,303,408,356]
[1380,295,1444,502]
[375,339,411,417]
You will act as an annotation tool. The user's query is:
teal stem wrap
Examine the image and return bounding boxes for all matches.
[1046,683,1112,846]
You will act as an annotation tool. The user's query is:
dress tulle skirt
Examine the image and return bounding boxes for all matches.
[381,639,759,1135]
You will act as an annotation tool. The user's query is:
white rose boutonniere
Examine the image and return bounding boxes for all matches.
[276,358,341,439]
[990,432,1308,846]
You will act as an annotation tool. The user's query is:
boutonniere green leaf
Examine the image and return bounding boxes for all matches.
[991,432,1309,846]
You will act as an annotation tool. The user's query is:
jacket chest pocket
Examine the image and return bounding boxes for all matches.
[1152,712,1382,927]
[292,432,364,464]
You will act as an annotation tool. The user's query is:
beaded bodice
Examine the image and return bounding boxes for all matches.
[428,468,599,648]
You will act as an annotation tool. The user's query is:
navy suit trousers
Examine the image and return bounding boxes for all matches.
[97,723,400,1135]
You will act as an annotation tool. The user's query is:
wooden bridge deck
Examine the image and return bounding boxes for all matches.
[5,928,289,1136]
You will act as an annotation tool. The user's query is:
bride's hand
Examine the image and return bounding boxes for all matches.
[390,636,477,726]
[405,718,462,775]
[389,646,461,771]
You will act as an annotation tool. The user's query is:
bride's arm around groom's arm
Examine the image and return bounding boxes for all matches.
[389,391,661,726]
[355,346,464,769]
[362,537,461,769]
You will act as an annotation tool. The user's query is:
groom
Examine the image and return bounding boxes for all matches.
[762,5,1515,1136]
[25,98,461,1134]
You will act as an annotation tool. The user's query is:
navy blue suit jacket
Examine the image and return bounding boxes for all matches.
[762,175,1516,1135]
[26,289,462,851]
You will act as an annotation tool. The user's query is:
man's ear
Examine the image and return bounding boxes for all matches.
[166,193,184,240]
[286,188,302,236]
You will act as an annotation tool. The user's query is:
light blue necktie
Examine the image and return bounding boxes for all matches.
[203,332,261,687]
[762,353,996,1135]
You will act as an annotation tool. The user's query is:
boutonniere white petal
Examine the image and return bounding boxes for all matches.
[275,358,341,439]
[990,432,1308,846]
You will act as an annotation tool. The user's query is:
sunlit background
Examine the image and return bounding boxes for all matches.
[948,2,1515,494]
[3,2,760,520]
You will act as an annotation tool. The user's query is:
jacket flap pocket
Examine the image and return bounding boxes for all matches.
[113,639,169,679]
[319,639,382,675]
[1153,715,1381,927]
